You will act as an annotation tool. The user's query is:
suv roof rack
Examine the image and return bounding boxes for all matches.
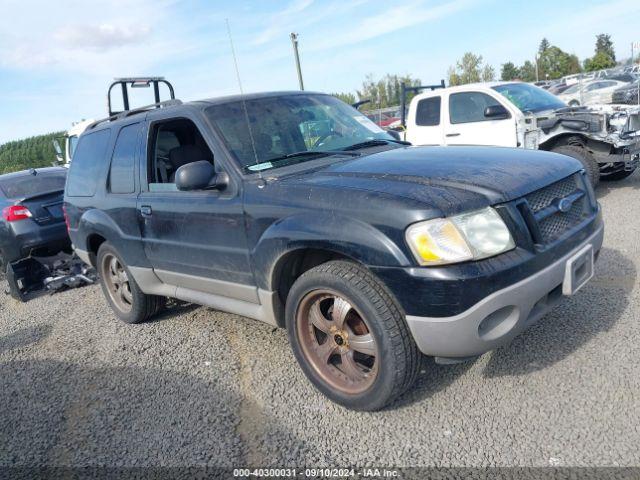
[86,77,181,130]
[400,80,446,127]
[88,99,183,130]
[108,77,176,116]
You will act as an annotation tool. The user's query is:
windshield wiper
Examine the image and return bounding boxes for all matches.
[342,139,410,151]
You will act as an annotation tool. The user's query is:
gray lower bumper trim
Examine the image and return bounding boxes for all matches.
[128,266,279,327]
[406,223,604,358]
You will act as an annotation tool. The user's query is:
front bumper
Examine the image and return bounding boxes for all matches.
[594,142,640,172]
[405,222,604,358]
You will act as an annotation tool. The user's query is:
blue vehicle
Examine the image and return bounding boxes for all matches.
[64,86,603,410]
[0,167,70,273]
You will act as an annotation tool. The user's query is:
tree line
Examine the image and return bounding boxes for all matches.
[335,33,624,107]
[499,34,616,82]
[0,132,63,175]
[333,73,423,109]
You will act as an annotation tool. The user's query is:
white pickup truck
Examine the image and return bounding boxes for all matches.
[53,119,94,167]
[402,81,640,187]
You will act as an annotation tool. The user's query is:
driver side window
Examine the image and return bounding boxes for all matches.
[148,118,214,191]
[449,92,503,124]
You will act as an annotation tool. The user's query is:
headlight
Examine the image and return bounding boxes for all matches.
[405,207,515,266]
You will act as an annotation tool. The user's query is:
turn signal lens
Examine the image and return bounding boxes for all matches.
[2,205,32,222]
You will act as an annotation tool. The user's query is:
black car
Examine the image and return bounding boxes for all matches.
[65,90,603,411]
[612,80,640,104]
[0,167,70,273]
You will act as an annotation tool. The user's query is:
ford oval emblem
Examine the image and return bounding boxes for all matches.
[558,197,574,213]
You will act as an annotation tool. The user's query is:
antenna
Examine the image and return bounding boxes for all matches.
[225,19,260,169]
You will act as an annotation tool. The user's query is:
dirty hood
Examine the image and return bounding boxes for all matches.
[294,146,581,215]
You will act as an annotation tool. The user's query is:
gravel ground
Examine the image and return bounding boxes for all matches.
[0,176,639,469]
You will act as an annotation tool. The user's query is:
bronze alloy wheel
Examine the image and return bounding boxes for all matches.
[101,253,133,314]
[296,289,379,395]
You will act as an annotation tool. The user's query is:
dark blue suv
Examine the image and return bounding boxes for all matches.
[64,91,603,410]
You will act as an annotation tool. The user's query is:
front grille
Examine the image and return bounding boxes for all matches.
[525,175,577,212]
[537,200,584,242]
[522,174,593,244]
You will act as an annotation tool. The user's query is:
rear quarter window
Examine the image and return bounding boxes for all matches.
[109,123,140,194]
[66,129,112,197]
[415,97,441,126]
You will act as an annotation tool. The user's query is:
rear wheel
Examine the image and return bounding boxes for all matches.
[97,242,165,324]
[552,145,600,188]
[286,260,420,411]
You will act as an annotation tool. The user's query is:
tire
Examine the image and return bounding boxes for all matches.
[285,260,420,411]
[551,145,600,188]
[96,242,165,324]
[602,168,636,181]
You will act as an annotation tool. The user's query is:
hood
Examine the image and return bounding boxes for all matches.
[285,146,581,216]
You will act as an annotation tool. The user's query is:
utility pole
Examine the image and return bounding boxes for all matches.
[290,33,304,90]
[535,55,539,82]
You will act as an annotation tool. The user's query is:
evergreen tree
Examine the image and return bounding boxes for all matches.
[0,132,64,174]
[538,38,550,55]
[595,34,615,62]
[501,62,520,81]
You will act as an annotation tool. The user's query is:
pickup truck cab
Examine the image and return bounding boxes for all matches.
[65,91,603,410]
[404,81,640,186]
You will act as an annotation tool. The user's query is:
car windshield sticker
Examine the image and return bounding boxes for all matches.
[248,162,273,172]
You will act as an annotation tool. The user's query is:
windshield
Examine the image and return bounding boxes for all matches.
[205,94,394,172]
[492,83,566,113]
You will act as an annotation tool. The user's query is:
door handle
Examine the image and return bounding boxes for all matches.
[140,205,152,217]
[446,133,461,137]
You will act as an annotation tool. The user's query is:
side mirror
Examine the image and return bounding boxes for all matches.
[484,105,510,120]
[175,161,228,191]
[52,139,63,163]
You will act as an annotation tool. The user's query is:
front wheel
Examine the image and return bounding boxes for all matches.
[286,261,420,411]
[97,242,165,324]
[552,145,600,188]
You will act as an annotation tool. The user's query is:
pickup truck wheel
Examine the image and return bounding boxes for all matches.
[551,145,600,188]
[97,243,165,324]
[286,260,420,411]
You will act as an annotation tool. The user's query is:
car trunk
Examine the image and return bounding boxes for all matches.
[15,190,65,226]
